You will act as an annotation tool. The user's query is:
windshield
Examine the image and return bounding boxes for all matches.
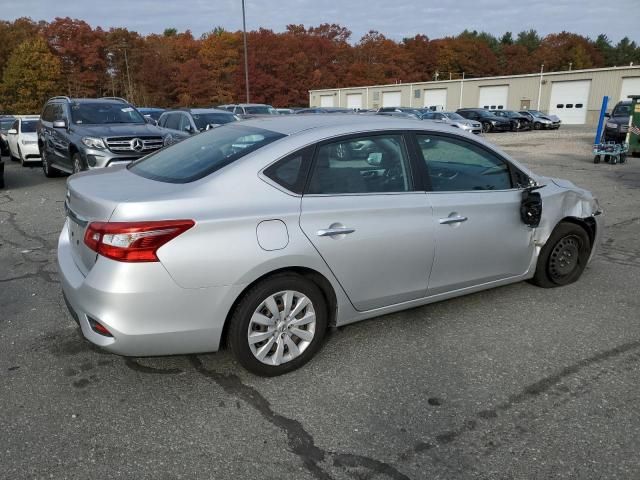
[192,113,237,130]
[612,104,631,116]
[527,110,545,117]
[71,102,145,125]
[129,125,285,183]
[0,119,14,130]
[139,109,165,120]
[21,120,38,133]
[244,106,273,114]
[444,113,465,121]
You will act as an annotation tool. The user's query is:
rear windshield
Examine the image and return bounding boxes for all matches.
[192,113,237,130]
[0,119,14,129]
[21,120,38,133]
[71,102,145,124]
[128,125,285,183]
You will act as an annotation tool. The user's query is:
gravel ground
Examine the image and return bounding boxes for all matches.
[1,126,639,479]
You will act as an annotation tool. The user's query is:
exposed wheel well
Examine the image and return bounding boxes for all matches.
[220,267,338,350]
[558,216,597,249]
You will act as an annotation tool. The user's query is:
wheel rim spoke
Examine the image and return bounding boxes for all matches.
[264,295,281,322]
[251,312,275,327]
[248,330,275,345]
[281,291,294,319]
[284,334,300,358]
[255,336,277,361]
[288,311,315,328]
[289,326,313,342]
[289,296,310,319]
[273,336,285,366]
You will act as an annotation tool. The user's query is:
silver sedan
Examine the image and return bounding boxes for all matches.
[59,115,602,376]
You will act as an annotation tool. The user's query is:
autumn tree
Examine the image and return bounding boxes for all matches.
[1,37,62,113]
[534,32,603,71]
[44,18,107,97]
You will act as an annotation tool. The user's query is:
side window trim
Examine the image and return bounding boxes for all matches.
[411,131,526,193]
[302,131,417,196]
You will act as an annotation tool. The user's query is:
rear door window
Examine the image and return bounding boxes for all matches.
[129,125,285,183]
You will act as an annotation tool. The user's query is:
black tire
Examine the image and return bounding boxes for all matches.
[593,155,600,164]
[228,273,328,376]
[620,153,627,164]
[533,122,541,130]
[481,122,491,133]
[41,145,60,178]
[72,153,85,174]
[530,222,591,288]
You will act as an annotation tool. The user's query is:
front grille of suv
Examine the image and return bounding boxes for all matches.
[105,136,163,154]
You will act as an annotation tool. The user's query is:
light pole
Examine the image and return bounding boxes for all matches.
[242,0,250,103]
[536,64,544,110]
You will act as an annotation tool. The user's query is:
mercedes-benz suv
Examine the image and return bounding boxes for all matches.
[38,96,171,177]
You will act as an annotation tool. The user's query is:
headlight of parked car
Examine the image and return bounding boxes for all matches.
[81,136,106,149]
[605,121,618,129]
[21,139,37,145]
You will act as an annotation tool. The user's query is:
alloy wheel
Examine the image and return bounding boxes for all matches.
[247,290,316,366]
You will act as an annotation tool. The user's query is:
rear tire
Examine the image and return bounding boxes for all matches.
[530,223,591,288]
[593,155,600,164]
[228,273,328,376]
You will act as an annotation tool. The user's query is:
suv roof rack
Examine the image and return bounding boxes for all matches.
[100,97,129,104]
[49,96,71,103]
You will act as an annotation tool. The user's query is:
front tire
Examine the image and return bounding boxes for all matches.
[72,153,85,174]
[533,122,541,130]
[228,273,328,376]
[530,223,591,288]
[41,145,60,178]
[482,122,491,133]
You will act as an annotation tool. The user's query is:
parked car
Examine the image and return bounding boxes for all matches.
[603,101,631,143]
[295,107,353,114]
[421,111,482,134]
[216,104,237,112]
[37,96,171,176]
[489,110,532,131]
[6,115,41,166]
[232,104,278,115]
[158,108,238,139]
[378,107,424,119]
[457,108,512,133]
[137,107,166,124]
[518,110,561,130]
[275,108,295,115]
[0,150,4,188]
[375,111,421,120]
[0,115,16,156]
[59,115,602,376]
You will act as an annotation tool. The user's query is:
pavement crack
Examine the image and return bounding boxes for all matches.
[189,356,410,480]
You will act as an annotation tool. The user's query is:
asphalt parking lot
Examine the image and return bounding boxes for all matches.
[1,126,639,479]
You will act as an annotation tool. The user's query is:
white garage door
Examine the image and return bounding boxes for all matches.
[478,85,508,110]
[549,80,591,124]
[382,91,402,108]
[424,88,447,110]
[346,93,363,109]
[320,95,335,108]
[620,77,640,101]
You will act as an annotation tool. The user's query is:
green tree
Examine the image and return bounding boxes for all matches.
[516,29,541,52]
[1,36,62,113]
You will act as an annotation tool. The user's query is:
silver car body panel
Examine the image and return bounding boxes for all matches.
[58,115,602,356]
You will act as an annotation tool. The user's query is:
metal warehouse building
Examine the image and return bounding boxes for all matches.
[309,66,640,125]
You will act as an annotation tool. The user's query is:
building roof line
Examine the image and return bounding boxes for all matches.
[309,65,640,93]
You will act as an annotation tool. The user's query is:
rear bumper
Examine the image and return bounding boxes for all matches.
[58,221,244,356]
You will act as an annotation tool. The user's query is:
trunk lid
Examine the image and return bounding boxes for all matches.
[65,165,185,275]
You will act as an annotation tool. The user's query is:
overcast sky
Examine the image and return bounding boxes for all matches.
[3,0,638,43]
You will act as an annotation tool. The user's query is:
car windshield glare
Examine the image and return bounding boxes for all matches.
[192,113,236,130]
[71,103,145,124]
[128,125,285,183]
[21,121,38,133]
[613,105,631,116]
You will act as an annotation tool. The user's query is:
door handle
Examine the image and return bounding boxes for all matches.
[439,216,468,225]
[317,227,355,237]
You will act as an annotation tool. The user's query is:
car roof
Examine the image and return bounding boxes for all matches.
[236,113,454,136]
[184,108,234,115]
[236,103,272,107]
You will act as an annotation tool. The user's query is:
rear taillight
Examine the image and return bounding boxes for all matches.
[84,220,195,262]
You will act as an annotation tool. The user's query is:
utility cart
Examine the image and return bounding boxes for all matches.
[593,141,629,164]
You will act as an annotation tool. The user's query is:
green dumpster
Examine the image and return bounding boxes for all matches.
[628,95,640,157]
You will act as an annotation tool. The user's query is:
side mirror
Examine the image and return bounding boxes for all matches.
[366,152,383,167]
[184,124,193,133]
[52,119,67,129]
[144,116,156,125]
[520,185,544,227]
[7,128,17,135]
